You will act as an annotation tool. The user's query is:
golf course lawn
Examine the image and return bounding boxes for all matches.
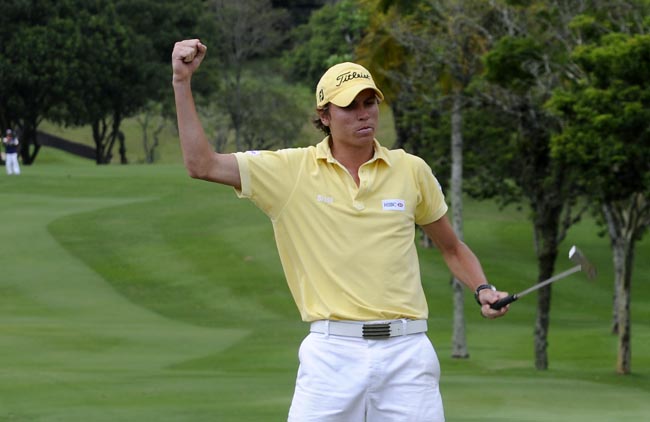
[1,148,648,421]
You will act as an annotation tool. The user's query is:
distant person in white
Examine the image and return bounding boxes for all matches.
[3,129,20,175]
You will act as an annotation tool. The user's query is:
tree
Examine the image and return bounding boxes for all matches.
[50,2,151,164]
[206,0,290,151]
[419,0,496,359]
[282,0,370,85]
[547,32,650,374]
[117,0,208,163]
[476,0,590,370]
[355,0,413,149]
[238,77,311,150]
[0,0,205,165]
[478,0,649,370]
[439,0,497,359]
[361,0,501,358]
[58,0,205,164]
[272,0,335,27]
[115,0,207,102]
[0,0,76,164]
[136,101,167,164]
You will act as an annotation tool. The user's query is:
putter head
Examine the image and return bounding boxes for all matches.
[568,245,597,280]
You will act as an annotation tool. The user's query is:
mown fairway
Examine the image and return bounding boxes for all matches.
[1,149,648,421]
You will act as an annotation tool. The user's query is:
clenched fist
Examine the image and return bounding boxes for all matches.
[172,39,207,84]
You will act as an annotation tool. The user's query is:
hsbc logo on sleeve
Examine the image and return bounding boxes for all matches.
[382,199,405,211]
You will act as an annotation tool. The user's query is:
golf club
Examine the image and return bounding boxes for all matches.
[490,245,597,310]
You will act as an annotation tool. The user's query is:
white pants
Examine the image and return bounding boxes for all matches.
[288,331,445,422]
[5,153,20,175]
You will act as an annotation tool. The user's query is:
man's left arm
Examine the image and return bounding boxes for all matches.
[421,216,509,319]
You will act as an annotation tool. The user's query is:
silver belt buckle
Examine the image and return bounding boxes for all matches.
[362,322,391,339]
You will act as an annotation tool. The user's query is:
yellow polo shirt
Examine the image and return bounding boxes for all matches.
[234,137,448,321]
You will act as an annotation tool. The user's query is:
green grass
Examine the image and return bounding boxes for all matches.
[0,147,648,421]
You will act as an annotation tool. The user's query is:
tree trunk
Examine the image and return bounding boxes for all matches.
[92,112,124,165]
[534,283,551,370]
[106,111,123,164]
[602,199,643,375]
[611,285,619,335]
[92,119,109,164]
[118,131,128,164]
[18,118,41,165]
[613,237,633,375]
[532,204,562,370]
[450,91,469,359]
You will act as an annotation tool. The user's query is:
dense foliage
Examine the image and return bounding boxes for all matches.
[0,0,204,163]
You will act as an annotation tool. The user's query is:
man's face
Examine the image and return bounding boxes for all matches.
[321,89,379,146]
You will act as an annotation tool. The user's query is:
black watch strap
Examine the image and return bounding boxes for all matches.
[474,284,496,306]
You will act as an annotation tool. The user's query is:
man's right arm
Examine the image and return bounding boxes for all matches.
[172,39,241,189]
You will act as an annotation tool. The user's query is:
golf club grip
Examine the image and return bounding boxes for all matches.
[490,294,517,310]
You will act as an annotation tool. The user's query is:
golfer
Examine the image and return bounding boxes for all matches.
[3,129,20,175]
[172,39,509,422]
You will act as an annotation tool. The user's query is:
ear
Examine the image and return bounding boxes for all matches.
[318,109,330,127]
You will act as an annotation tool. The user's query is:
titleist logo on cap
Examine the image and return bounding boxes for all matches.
[336,70,371,87]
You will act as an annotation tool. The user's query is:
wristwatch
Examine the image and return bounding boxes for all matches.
[474,284,496,306]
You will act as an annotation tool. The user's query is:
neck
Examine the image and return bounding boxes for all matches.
[329,137,374,185]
